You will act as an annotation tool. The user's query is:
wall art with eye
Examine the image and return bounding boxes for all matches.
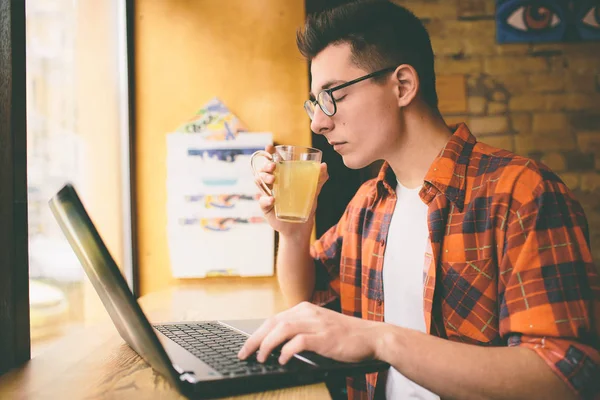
[496,0,600,43]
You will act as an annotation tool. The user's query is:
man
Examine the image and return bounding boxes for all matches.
[238,1,600,399]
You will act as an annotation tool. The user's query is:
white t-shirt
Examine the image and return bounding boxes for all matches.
[382,181,439,400]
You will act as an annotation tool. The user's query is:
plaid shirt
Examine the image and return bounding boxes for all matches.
[310,124,600,400]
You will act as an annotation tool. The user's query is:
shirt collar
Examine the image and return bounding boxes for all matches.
[371,123,476,211]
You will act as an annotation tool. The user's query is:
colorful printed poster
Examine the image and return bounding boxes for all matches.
[166,99,273,278]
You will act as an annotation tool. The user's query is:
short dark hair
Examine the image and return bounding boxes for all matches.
[297,0,438,110]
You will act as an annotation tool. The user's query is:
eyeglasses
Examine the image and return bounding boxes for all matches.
[304,66,396,120]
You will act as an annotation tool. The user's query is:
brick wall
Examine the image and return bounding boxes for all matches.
[393,0,600,268]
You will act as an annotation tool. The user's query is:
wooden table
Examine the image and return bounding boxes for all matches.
[0,277,331,399]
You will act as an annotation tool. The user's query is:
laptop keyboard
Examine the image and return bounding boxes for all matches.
[154,322,289,376]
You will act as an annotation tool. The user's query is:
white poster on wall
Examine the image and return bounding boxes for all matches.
[166,131,274,278]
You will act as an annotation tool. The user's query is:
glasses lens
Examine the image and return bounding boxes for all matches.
[304,100,315,120]
[317,91,335,116]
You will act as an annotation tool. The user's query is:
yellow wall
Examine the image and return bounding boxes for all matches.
[135,0,309,295]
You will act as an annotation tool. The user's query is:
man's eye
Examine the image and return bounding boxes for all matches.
[333,94,347,102]
[506,5,561,32]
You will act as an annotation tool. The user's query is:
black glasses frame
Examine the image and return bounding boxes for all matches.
[304,66,396,119]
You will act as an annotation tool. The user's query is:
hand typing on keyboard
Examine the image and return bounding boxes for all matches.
[156,322,288,376]
[237,301,383,365]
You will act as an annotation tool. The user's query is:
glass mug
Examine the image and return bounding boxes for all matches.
[250,145,322,223]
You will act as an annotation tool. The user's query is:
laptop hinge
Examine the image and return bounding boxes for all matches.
[173,364,198,384]
[179,372,198,384]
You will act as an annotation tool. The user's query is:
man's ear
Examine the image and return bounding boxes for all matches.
[393,64,419,107]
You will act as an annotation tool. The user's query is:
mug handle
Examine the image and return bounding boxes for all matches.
[250,150,274,197]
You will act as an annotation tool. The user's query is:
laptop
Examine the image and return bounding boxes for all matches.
[49,184,388,399]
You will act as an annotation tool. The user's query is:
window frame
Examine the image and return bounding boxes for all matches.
[0,0,138,375]
[0,0,30,375]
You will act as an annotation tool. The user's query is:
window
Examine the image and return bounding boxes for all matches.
[26,0,133,357]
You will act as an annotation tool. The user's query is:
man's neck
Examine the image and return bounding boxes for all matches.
[385,107,453,189]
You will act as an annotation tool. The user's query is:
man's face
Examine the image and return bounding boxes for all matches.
[309,43,402,169]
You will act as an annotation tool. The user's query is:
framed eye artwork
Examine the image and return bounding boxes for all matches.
[496,0,600,43]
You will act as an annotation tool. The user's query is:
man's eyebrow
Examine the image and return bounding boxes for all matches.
[309,79,345,99]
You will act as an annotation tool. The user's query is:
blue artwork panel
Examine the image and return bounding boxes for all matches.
[497,0,600,43]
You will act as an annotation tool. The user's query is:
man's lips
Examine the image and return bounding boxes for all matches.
[329,141,348,151]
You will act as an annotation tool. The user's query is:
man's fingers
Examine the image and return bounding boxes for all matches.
[254,162,275,197]
[237,318,276,360]
[259,172,275,185]
[238,305,312,361]
[256,321,301,363]
[258,195,274,211]
[254,177,271,196]
[317,163,329,188]
[260,162,276,173]
[257,303,322,362]
[278,334,319,365]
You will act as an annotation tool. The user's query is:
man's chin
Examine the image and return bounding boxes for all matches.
[340,155,372,170]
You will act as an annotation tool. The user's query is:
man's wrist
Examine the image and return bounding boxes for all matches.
[279,223,314,244]
[373,323,404,363]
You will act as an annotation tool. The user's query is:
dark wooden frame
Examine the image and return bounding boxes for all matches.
[0,0,140,376]
[126,0,140,297]
[0,0,30,375]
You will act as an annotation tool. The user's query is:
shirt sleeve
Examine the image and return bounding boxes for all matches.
[309,207,350,307]
[499,169,600,398]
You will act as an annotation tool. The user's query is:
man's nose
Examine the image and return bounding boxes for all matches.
[310,105,333,135]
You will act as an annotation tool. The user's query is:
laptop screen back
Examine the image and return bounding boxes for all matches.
[49,184,180,388]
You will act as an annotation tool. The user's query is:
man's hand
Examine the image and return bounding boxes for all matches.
[237,301,383,365]
[253,144,328,238]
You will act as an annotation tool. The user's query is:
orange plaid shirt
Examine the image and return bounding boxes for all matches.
[310,124,600,399]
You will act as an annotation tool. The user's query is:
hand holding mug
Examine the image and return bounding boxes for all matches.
[251,145,328,236]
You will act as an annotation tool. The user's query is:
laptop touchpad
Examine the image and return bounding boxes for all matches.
[220,319,265,336]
